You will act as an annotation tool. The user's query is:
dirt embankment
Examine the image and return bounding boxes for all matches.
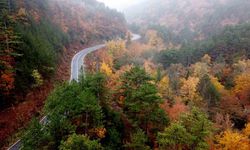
[0,41,96,149]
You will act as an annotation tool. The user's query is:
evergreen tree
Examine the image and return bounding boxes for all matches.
[180,108,213,150]
[22,119,48,150]
[157,108,213,150]
[157,122,193,150]
[121,67,169,134]
[59,134,103,150]
[198,74,221,107]
[124,129,150,150]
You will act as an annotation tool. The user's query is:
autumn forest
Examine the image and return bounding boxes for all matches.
[1,0,250,150]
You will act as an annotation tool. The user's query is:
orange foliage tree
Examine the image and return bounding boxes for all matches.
[0,11,19,96]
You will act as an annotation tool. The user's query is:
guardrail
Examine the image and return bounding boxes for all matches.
[8,116,48,150]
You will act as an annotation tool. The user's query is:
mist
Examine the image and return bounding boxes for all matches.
[97,0,145,11]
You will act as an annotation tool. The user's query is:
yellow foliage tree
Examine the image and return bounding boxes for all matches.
[143,60,157,76]
[100,62,112,76]
[190,62,210,78]
[233,73,250,101]
[180,77,200,103]
[243,123,250,137]
[158,76,172,98]
[106,40,126,58]
[32,69,43,87]
[17,8,27,17]
[190,54,212,78]
[216,130,250,150]
[145,29,164,50]
[210,76,225,93]
[201,54,212,64]
[233,59,250,74]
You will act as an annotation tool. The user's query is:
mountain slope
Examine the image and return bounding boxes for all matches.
[0,0,127,147]
[0,0,127,106]
[126,0,250,42]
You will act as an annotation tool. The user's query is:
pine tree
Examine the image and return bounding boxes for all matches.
[121,67,169,133]
[124,129,150,150]
[158,108,213,150]
[157,122,193,150]
[198,74,221,107]
[59,134,103,150]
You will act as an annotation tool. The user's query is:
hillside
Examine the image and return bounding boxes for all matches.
[19,31,250,149]
[0,0,126,106]
[156,23,250,68]
[3,0,250,149]
[0,0,127,147]
[126,0,250,44]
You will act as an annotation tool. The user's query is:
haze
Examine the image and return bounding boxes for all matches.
[97,0,144,10]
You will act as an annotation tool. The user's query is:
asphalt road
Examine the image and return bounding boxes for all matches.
[70,33,141,81]
[8,33,141,150]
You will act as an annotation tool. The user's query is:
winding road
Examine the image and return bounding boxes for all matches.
[8,33,141,150]
[70,33,141,82]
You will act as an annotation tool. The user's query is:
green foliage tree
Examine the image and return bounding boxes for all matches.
[180,108,213,150]
[22,119,48,150]
[124,129,150,150]
[156,23,250,68]
[198,74,221,107]
[101,107,124,150]
[157,122,193,150]
[158,108,213,150]
[79,73,106,100]
[121,67,169,134]
[14,16,68,92]
[22,73,106,149]
[45,75,104,134]
[46,114,76,149]
[59,134,103,150]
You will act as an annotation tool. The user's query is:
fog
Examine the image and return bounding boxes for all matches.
[97,0,145,11]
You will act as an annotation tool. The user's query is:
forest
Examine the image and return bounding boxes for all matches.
[1,0,250,149]
[22,24,250,148]
[0,0,126,147]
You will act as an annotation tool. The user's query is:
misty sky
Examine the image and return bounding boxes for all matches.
[97,0,144,10]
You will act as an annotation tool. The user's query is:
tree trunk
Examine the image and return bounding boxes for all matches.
[85,112,88,134]
[8,0,11,12]
[4,20,9,51]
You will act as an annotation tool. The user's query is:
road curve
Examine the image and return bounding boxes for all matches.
[8,33,141,150]
[70,33,141,82]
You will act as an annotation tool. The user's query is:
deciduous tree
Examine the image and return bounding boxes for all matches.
[100,62,112,77]
[180,77,200,104]
[233,73,250,102]
[158,75,172,98]
[216,130,250,150]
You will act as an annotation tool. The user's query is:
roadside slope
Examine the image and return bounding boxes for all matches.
[0,0,127,148]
